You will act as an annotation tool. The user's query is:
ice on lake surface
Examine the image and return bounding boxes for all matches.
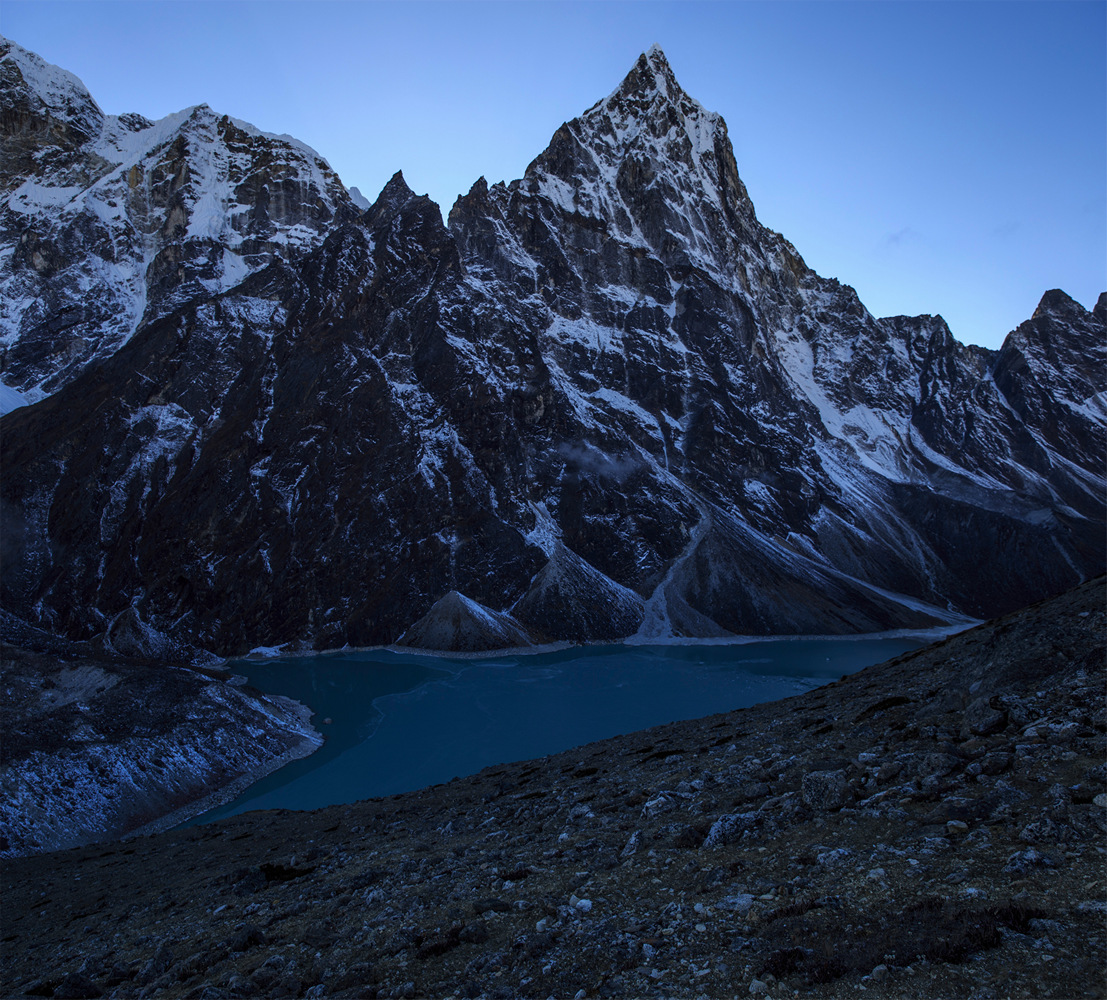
[187,636,926,824]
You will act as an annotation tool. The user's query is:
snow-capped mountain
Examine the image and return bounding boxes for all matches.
[1,42,1103,659]
[0,38,358,400]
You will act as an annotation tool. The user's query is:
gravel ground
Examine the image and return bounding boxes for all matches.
[2,577,1104,999]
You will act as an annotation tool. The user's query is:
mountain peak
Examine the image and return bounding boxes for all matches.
[378,169,415,203]
[518,41,750,263]
[644,44,676,83]
[585,45,722,152]
[1,35,103,145]
[1032,288,1082,320]
[603,45,685,110]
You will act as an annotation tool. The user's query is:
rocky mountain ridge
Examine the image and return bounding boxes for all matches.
[0,639,322,857]
[0,37,358,400]
[1,40,1103,658]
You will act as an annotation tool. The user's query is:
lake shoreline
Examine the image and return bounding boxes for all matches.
[239,620,975,665]
[196,634,933,823]
[2,578,1102,999]
[123,697,326,842]
[0,648,324,858]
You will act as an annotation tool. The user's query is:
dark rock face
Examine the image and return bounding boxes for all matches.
[396,592,534,652]
[1,42,1104,657]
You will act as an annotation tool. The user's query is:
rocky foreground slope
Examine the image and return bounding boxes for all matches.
[2,578,1103,999]
[2,40,1104,659]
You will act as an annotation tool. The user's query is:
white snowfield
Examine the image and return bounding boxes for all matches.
[0,381,28,415]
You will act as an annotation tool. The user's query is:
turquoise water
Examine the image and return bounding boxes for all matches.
[187,636,925,824]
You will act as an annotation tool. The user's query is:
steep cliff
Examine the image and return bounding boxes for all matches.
[1,42,1103,657]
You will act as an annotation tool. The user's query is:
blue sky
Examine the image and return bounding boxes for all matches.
[3,1,1103,349]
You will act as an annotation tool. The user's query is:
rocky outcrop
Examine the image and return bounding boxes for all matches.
[0,643,322,856]
[396,591,534,652]
[512,544,647,642]
[0,41,1103,657]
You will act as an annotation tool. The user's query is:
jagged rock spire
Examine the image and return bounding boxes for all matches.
[601,44,685,107]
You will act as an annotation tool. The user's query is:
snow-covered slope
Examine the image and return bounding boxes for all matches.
[0,641,322,856]
[1,43,1103,657]
[0,36,359,399]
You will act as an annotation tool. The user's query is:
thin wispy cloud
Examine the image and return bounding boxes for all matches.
[884,227,920,248]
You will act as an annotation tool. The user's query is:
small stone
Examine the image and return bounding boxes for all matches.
[920,752,961,778]
[801,770,849,811]
[871,965,888,981]
[947,820,969,834]
[961,697,1007,738]
[867,867,885,879]
[472,898,511,915]
[718,893,755,915]
[673,825,706,848]
[1003,848,1055,874]
[568,803,595,822]
[459,920,489,944]
[1094,794,1107,808]
[642,791,686,817]
[575,898,593,912]
[703,812,758,847]
[695,922,708,932]
[53,973,104,999]
[749,979,770,995]
[979,752,1012,776]
[1019,814,1063,844]
[1028,917,1065,938]
[924,798,989,825]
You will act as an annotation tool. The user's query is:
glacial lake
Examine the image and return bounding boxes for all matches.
[187,636,930,825]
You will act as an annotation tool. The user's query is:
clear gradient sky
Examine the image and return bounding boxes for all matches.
[3,1,1104,349]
